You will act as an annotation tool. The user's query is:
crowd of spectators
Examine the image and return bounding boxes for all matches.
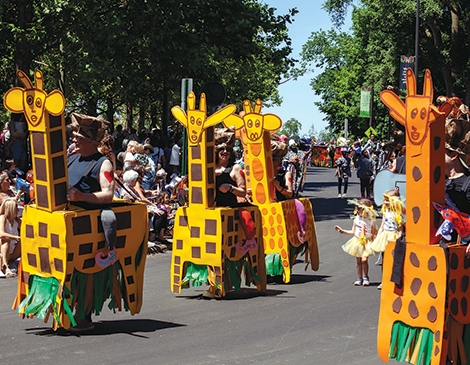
[331,132,406,199]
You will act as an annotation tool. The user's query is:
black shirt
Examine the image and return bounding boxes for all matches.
[445,174,470,214]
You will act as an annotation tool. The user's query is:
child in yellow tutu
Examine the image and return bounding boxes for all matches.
[371,189,404,289]
[335,198,377,286]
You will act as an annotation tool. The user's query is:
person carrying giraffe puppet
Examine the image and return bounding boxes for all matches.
[214,126,246,207]
[370,189,404,289]
[271,140,294,201]
[335,198,377,286]
[66,113,117,331]
[200,126,255,299]
[441,100,470,256]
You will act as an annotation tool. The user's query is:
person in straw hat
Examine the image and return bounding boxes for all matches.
[66,113,116,331]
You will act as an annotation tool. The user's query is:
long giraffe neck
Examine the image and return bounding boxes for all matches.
[406,116,445,245]
[188,126,216,209]
[246,131,275,205]
[30,112,69,212]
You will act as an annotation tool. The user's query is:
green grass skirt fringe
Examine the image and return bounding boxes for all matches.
[181,253,262,293]
[389,321,434,364]
[17,275,76,326]
[18,261,130,324]
[265,241,308,276]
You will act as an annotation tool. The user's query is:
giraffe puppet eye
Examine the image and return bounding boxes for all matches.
[190,116,195,125]
[247,119,253,128]
[26,95,33,105]
[420,107,427,119]
[35,98,42,108]
[196,118,202,126]
[255,119,260,128]
[411,108,418,119]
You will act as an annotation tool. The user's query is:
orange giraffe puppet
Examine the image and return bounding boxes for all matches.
[170,92,266,297]
[377,68,467,364]
[223,99,319,283]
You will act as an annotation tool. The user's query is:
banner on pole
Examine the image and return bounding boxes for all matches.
[399,56,415,92]
[360,87,371,118]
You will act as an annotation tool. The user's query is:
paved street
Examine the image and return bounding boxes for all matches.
[0,167,386,365]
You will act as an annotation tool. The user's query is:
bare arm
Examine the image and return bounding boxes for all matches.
[219,164,246,197]
[67,159,115,205]
[334,221,355,236]
[273,171,293,199]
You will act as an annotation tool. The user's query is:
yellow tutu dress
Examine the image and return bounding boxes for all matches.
[342,216,376,258]
[371,211,403,253]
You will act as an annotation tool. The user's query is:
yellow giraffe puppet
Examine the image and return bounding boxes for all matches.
[170,92,266,297]
[3,70,148,330]
[223,99,319,283]
[376,68,468,364]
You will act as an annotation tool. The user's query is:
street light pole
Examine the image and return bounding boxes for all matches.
[344,98,348,138]
[415,0,419,79]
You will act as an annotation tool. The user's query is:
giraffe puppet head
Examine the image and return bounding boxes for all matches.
[380,69,445,155]
[171,91,236,146]
[3,70,65,129]
[223,99,282,143]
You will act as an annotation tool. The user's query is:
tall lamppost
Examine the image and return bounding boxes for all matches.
[415,0,419,79]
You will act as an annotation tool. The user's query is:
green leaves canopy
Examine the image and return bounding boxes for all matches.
[1,0,297,131]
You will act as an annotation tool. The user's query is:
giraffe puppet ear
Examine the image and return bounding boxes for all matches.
[423,69,433,100]
[171,106,189,129]
[222,113,244,130]
[3,88,24,113]
[205,104,236,128]
[263,114,282,133]
[406,68,416,97]
[380,90,406,125]
[45,90,66,116]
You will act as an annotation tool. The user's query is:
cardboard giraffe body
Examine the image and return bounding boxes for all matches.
[223,100,319,283]
[3,70,148,330]
[377,68,470,364]
[170,92,265,297]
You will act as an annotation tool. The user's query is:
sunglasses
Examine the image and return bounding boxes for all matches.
[218,146,233,153]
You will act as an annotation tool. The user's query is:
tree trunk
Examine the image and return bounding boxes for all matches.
[150,103,159,130]
[15,0,33,81]
[126,102,133,131]
[86,98,97,116]
[427,18,455,97]
[138,102,146,133]
[106,98,115,132]
[161,83,169,137]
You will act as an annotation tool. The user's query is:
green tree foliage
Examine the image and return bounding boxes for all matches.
[302,0,470,141]
[278,117,301,137]
[0,0,297,133]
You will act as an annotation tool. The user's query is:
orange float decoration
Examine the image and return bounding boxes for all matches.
[376,68,470,364]
[223,99,319,283]
[169,92,266,297]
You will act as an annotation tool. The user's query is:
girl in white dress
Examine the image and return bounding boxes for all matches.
[0,199,21,278]
[335,199,377,286]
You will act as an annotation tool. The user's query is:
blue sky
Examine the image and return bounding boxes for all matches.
[261,0,352,137]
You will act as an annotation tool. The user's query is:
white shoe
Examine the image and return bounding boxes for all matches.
[0,270,5,278]
[338,194,342,198]
[342,193,347,198]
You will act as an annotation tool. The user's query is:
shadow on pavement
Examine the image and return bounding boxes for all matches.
[26,318,185,338]
[177,287,287,301]
[267,274,331,285]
